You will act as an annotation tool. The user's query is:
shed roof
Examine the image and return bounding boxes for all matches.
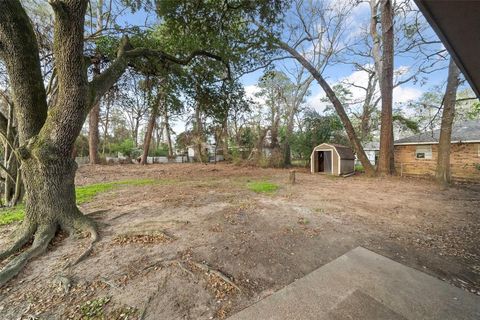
[315,143,356,160]
[414,0,480,98]
[394,120,480,145]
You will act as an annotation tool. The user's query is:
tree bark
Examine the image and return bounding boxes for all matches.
[194,104,206,163]
[88,65,101,164]
[376,0,394,175]
[102,96,111,155]
[221,117,230,161]
[359,71,377,142]
[249,126,268,163]
[283,110,296,166]
[140,98,160,165]
[3,103,19,205]
[163,103,174,158]
[275,39,376,176]
[436,58,461,185]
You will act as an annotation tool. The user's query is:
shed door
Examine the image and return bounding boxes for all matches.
[324,151,332,173]
[318,151,324,172]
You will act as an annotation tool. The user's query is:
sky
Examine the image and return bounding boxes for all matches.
[114,0,471,138]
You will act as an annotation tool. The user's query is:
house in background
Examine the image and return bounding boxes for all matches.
[310,143,355,176]
[394,120,480,181]
[362,142,379,165]
[187,143,224,163]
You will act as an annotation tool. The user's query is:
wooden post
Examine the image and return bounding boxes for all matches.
[289,170,296,184]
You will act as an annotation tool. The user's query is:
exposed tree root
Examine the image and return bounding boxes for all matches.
[0,223,36,261]
[0,224,56,287]
[190,261,241,293]
[66,216,99,268]
[140,272,169,320]
[85,209,110,217]
[109,210,134,221]
[175,260,195,278]
[0,212,99,287]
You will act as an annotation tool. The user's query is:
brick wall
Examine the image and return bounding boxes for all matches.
[394,143,480,182]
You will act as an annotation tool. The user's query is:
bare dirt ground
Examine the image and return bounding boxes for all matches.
[0,163,479,319]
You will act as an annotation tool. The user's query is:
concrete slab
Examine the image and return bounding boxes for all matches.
[228,247,480,320]
[328,290,407,320]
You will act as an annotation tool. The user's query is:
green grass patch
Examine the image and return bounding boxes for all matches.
[75,178,156,204]
[0,205,25,226]
[0,178,157,226]
[247,181,279,193]
[80,296,111,319]
[354,164,364,172]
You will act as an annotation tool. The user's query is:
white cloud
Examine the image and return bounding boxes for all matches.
[244,84,264,105]
[340,68,421,104]
[393,86,422,104]
[306,90,328,113]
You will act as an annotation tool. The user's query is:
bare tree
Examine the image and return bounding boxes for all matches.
[282,65,313,166]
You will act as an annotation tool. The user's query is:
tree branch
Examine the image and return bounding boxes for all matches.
[88,36,231,112]
[0,0,48,143]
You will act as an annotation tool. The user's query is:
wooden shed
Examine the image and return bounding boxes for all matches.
[310,143,355,176]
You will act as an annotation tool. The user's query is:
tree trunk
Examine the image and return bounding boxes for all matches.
[88,0,104,165]
[164,104,174,158]
[276,40,376,176]
[436,58,461,185]
[194,104,206,163]
[22,156,83,229]
[140,100,160,165]
[222,117,230,161]
[249,127,268,162]
[377,0,394,175]
[283,109,296,166]
[3,103,18,204]
[359,72,377,142]
[88,95,100,164]
[102,100,110,155]
[133,116,141,147]
[88,58,101,164]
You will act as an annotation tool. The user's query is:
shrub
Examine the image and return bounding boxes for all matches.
[110,139,141,158]
[355,164,364,172]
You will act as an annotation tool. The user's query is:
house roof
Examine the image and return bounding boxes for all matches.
[414,0,480,98]
[394,120,480,145]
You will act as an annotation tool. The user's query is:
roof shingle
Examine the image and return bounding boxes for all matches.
[394,120,480,144]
